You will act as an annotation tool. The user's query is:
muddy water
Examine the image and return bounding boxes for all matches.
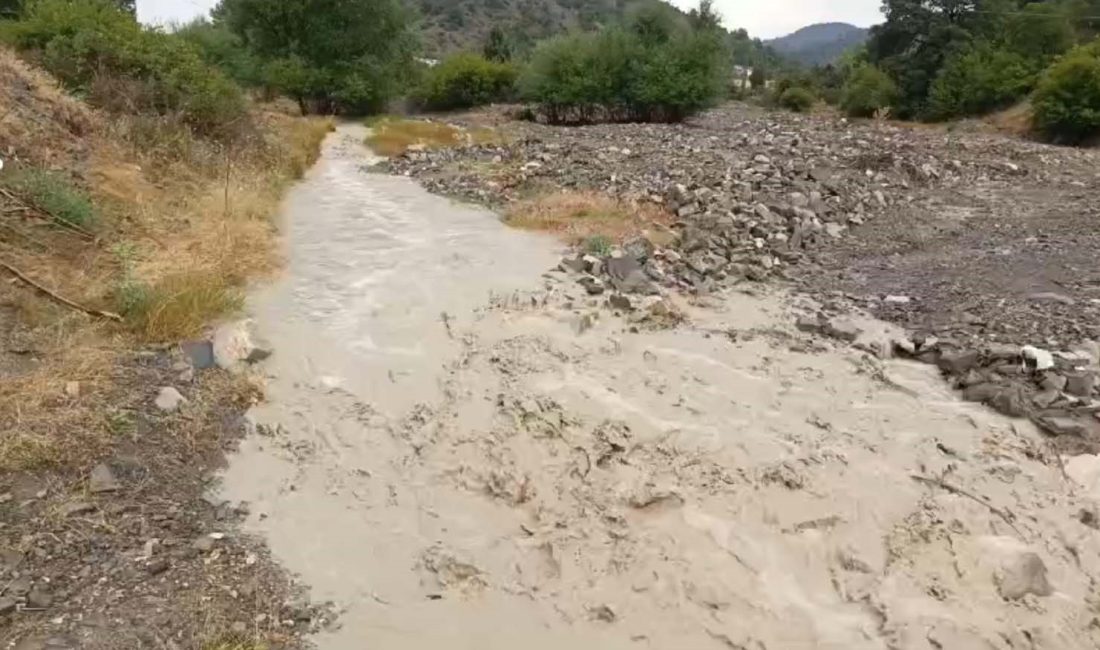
[221,127,1100,649]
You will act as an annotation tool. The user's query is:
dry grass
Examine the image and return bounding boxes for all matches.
[0,46,333,471]
[365,116,505,156]
[504,190,675,246]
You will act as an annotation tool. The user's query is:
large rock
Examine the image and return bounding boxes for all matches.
[605,256,658,295]
[997,552,1053,600]
[212,320,273,371]
[88,463,121,493]
[154,387,186,413]
[937,349,979,375]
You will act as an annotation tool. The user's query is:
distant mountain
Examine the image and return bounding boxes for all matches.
[765,23,870,66]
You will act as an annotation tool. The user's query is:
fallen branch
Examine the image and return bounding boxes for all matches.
[910,474,1024,538]
[1,260,122,322]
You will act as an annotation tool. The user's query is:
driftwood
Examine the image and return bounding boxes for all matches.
[911,474,1024,538]
[1,260,122,322]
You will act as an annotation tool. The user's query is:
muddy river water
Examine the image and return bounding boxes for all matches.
[220,126,1100,649]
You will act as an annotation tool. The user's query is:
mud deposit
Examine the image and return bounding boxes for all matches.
[220,127,1100,649]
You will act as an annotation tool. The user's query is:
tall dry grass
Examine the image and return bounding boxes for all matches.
[504,190,675,246]
[0,47,333,470]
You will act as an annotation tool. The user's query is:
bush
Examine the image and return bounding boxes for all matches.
[928,43,1036,119]
[1033,42,1100,143]
[8,0,246,134]
[778,87,815,112]
[0,166,96,226]
[417,53,517,111]
[840,64,899,117]
[520,2,728,124]
[749,67,765,89]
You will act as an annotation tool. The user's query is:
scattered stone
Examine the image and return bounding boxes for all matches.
[962,383,1001,403]
[1033,414,1087,437]
[212,320,273,370]
[180,340,215,370]
[608,294,634,311]
[27,584,52,608]
[1064,372,1096,397]
[823,318,862,343]
[884,295,911,304]
[990,386,1027,417]
[998,552,1053,600]
[1021,346,1055,372]
[192,535,217,553]
[605,256,657,295]
[938,349,979,375]
[61,502,96,517]
[1028,292,1074,305]
[145,559,169,575]
[1039,373,1068,392]
[577,275,605,296]
[622,236,655,261]
[88,463,121,494]
[154,387,186,413]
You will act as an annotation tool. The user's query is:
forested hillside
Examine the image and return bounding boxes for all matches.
[412,0,780,68]
[766,22,869,66]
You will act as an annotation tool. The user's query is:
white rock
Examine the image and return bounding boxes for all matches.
[884,295,911,304]
[1065,454,1100,499]
[1021,345,1055,371]
[64,381,80,398]
[212,320,272,371]
[154,387,186,413]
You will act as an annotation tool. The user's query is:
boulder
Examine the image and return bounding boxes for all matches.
[154,387,186,413]
[997,552,1053,600]
[937,349,979,375]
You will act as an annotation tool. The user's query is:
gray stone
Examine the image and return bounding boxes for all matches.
[212,320,273,370]
[577,276,605,296]
[179,340,215,370]
[154,387,186,413]
[88,463,121,494]
[27,585,52,608]
[145,559,170,575]
[1028,292,1075,305]
[608,294,634,311]
[0,597,15,615]
[962,383,1001,403]
[622,236,655,262]
[559,255,586,273]
[1064,372,1096,397]
[1032,390,1061,409]
[605,256,657,295]
[990,387,1027,417]
[937,349,980,375]
[795,315,823,334]
[1033,414,1087,437]
[998,552,1053,600]
[193,535,216,553]
[62,502,96,517]
[1039,373,1068,392]
[824,318,862,343]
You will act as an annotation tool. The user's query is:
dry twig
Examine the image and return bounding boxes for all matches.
[911,474,1024,538]
[1,259,122,321]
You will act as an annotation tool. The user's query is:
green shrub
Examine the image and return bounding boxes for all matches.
[1,166,96,227]
[778,86,815,113]
[840,64,899,117]
[520,2,728,125]
[928,43,1036,119]
[1033,42,1100,143]
[749,67,765,90]
[417,53,517,111]
[8,0,246,134]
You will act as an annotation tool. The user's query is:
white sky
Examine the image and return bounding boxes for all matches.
[668,0,884,38]
[137,0,885,40]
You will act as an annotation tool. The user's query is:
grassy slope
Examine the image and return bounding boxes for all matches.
[0,46,331,470]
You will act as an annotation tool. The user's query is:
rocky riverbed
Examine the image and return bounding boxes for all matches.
[382,103,1100,451]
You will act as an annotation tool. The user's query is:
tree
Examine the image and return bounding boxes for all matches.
[927,41,1036,118]
[840,64,899,117]
[1032,41,1100,143]
[750,67,766,89]
[0,0,22,18]
[483,26,514,62]
[215,0,418,113]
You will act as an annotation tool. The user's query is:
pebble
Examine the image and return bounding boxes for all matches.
[154,387,186,413]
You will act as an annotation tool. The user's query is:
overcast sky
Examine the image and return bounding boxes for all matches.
[668,0,884,38]
[137,0,885,39]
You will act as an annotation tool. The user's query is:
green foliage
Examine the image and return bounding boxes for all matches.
[1,166,96,227]
[1033,41,1100,142]
[7,0,246,134]
[483,26,514,62]
[216,0,419,114]
[778,86,815,113]
[865,0,1083,119]
[749,67,765,89]
[928,42,1036,119]
[840,64,899,117]
[583,234,613,256]
[520,1,729,124]
[417,53,517,111]
[175,18,262,88]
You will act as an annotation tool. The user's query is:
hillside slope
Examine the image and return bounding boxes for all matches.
[766,22,869,66]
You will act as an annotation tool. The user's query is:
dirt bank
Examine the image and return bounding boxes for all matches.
[215,124,1100,649]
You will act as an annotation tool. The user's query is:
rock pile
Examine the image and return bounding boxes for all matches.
[384,105,1073,294]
